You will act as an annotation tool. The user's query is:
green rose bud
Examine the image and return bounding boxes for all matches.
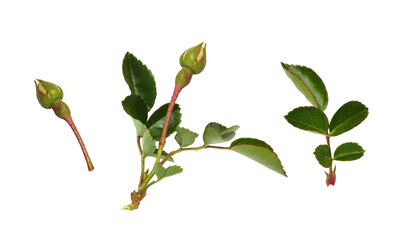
[35,79,64,109]
[175,67,193,88]
[179,42,207,74]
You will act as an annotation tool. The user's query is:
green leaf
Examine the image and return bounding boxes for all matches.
[154,165,165,179]
[284,107,329,134]
[122,52,157,110]
[146,103,182,141]
[153,165,183,180]
[150,149,174,162]
[313,145,332,168]
[203,122,239,145]
[142,130,156,156]
[329,101,369,136]
[122,94,148,136]
[281,63,328,111]
[164,166,183,178]
[230,138,286,176]
[334,142,365,161]
[175,127,199,147]
[152,150,174,162]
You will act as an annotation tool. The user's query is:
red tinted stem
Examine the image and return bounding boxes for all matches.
[64,116,94,171]
[159,85,183,147]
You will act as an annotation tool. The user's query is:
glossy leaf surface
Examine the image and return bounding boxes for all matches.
[203,122,239,145]
[314,145,332,168]
[142,130,156,156]
[122,94,148,136]
[123,52,157,110]
[284,107,329,134]
[146,103,181,140]
[230,138,286,176]
[175,127,198,147]
[329,101,368,136]
[281,63,328,111]
[334,142,365,161]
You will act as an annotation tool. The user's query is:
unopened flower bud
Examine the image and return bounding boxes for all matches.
[179,42,207,74]
[35,79,64,109]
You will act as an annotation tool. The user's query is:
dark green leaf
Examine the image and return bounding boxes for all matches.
[142,130,156,156]
[122,94,148,136]
[122,52,157,110]
[153,165,183,180]
[175,127,199,147]
[284,107,329,134]
[314,145,332,168]
[122,94,148,123]
[230,138,286,176]
[281,63,328,111]
[203,122,239,145]
[334,142,365,161]
[146,103,182,140]
[329,101,369,136]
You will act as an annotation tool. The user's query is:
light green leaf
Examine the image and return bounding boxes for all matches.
[284,107,329,134]
[154,165,165,179]
[142,130,156,156]
[153,165,183,180]
[334,142,365,161]
[329,101,369,136]
[175,127,199,147]
[122,94,148,136]
[281,63,328,111]
[313,145,332,168]
[230,138,286,176]
[122,52,157,110]
[146,103,182,141]
[164,166,183,178]
[203,122,239,145]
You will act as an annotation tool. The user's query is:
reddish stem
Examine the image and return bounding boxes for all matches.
[159,85,183,147]
[64,116,94,171]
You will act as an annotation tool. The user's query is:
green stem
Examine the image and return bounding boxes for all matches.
[325,134,333,172]
[138,145,231,193]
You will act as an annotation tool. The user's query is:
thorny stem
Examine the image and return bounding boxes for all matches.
[64,116,94,171]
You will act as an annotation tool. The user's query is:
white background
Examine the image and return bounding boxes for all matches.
[1,0,402,239]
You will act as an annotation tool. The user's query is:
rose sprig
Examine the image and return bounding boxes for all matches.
[281,63,368,186]
[121,43,287,210]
